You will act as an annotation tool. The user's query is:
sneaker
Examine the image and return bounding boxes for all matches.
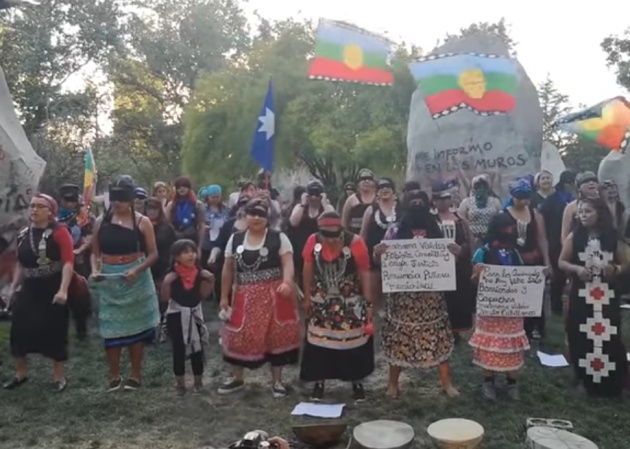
[310,382,324,401]
[507,383,520,401]
[481,381,497,400]
[176,385,187,396]
[3,376,28,390]
[217,377,244,395]
[53,379,68,393]
[272,381,287,398]
[193,383,204,394]
[107,377,123,393]
[352,383,366,402]
[123,378,141,392]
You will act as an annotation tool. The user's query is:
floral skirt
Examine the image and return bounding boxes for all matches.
[469,316,530,372]
[221,278,301,369]
[382,291,453,368]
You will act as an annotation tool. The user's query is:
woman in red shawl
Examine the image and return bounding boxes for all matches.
[4,194,75,392]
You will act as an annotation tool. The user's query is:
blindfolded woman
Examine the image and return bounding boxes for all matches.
[218,198,301,398]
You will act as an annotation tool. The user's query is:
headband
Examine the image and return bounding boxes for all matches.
[34,193,58,217]
[377,179,395,190]
[318,216,342,228]
[109,185,135,202]
[245,201,268,216]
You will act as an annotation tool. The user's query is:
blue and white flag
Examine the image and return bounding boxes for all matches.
[250,79,275,172]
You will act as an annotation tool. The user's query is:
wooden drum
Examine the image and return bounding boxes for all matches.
[426,419,484,449]
[526,427,598,449]
[349,420,415,449]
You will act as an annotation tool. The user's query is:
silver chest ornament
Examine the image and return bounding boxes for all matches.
[314,243,351,296]
[516,220,528,247]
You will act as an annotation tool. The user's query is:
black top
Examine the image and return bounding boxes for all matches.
[231,229,282,272]
[540,191,570,251]
[152,222,177,279]
[348,194,369,234]
[98,217,145,255]
[18,224,62,269]
[504,206,539,253]
[170,273,203,308]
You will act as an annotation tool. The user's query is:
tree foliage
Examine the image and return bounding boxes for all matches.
[182,19,417,197]
[537,75,576,152]
[602,28,630,91]
[444,18,517,56]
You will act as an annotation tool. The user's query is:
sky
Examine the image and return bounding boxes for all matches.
[244,0,630,108]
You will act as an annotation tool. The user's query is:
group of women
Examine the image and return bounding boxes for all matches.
[4,168,630,401]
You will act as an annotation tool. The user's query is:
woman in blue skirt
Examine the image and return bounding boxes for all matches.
[90,176,160,392]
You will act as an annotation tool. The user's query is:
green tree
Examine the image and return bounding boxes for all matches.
[106,0,250,185]
[0,0,124,189]
[537,75,576,152]
[182,19,417,198]
[562,139,610,173]
[602,28,630,90]
[444,18,517,56]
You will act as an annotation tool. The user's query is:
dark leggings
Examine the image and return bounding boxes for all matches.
[166,312,204,376]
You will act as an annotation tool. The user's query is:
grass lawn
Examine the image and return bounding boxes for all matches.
[0,301,628,449]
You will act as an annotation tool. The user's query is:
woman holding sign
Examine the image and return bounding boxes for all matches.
[469,213,530,401]
[375,190,460,399]
[559,197,628,397]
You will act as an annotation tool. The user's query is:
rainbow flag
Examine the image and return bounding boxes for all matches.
[555,97,630,153]
[83,148,97,206]
[409,53,519,119]
[308,19,394,85]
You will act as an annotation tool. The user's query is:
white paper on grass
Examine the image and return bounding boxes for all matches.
[290,402,345,419]
[537,351,569,368]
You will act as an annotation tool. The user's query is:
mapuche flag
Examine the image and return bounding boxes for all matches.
[308,19,395,85]
[409,53,519,119]
[555,97,630,154]
[83,148,97,206]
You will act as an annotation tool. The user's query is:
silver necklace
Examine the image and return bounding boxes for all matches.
[374,205,396,230]
[314,242,351,295]
[235,233,269,272]
[29,226,52,265]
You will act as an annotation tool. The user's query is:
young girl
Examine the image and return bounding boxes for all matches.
[161,240,214,394]
[469,213,530,401]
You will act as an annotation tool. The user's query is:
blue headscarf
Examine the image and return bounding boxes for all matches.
[199,184,222,199]
[504,178,533,207]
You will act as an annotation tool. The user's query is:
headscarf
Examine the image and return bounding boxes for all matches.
[34,193,58,219]
[397,189,442,240]
[509,178,533,199]
[199,185,222,198]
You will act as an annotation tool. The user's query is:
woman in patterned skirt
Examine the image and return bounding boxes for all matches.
[375,190,460,399]
[470,213,531,401]
[300,212,374,402]
[559,197,628,397]
[218,198,301,398]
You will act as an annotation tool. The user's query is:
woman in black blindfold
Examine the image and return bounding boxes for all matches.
[374,190,460,399]
[89,176,160,392]
[299,211,374,401]
[218,198,301,398]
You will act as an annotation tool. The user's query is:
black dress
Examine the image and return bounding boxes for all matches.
[347,195,370,235]
[11,225,70,362]
[439,217,474,332]
[567,230,627,397]
[287,205,322,276]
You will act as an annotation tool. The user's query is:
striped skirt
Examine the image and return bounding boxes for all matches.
[89,258,159,348]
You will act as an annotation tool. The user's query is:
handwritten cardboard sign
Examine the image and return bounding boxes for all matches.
[476,265,546,317]
[380,238,456,293]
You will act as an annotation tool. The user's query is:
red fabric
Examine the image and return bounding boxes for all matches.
[52,226,74,264]
[302,234,370,271]
[174,263,198,290]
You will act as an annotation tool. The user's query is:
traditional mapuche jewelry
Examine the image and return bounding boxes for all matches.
[314,242,351,296]
[235,242,269,272]
[516,219,528,247]
[374,207,396,230]
[29,227,52,266]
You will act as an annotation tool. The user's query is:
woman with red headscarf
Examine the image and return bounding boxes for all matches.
[4,194,75,392]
